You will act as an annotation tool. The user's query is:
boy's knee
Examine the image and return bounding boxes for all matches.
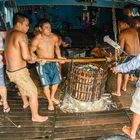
[29,90,38,98]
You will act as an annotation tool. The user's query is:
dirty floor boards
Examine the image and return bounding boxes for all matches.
[0,91,140,140]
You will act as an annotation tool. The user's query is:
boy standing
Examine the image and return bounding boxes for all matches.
[30,19,65,110]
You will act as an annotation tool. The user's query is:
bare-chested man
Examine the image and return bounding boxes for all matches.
[30,19,65,110]
[108,18,140,96]
[5,13,48,122]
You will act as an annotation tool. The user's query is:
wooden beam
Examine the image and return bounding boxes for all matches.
[37,58,107,63]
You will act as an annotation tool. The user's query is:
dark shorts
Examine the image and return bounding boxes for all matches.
[36,62,61,87]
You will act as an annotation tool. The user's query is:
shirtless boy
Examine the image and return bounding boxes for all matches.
[108,18,140,96]
[30,19,65,110]
[5,13,48,122]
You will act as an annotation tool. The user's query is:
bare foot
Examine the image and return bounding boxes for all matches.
[48,105,54,111]
[23,103,29,109]
[122,87,127,92]
[122,125,135,139]
[3,102,10,113]
[32,115,48,122]
[52,98,60,105]
[3,103,10,113]
[3,107,10,113]
[112,92,121,97]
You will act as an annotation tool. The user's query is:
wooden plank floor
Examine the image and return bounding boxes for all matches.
[0,91,54,140]
[0,90,140,140]
[54,109,132,140]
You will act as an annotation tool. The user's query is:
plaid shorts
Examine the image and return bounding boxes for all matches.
[6,67,37,96]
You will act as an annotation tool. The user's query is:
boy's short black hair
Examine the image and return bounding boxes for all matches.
[39,18,50,28]
[13,13,28,26]
[119,16,130,25]
[124,5,133,12]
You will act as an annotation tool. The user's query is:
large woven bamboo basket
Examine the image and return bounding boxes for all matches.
[67,64,108,102]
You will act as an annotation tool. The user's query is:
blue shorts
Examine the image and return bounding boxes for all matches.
[36,62,61,87]
[0,67,5,86]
